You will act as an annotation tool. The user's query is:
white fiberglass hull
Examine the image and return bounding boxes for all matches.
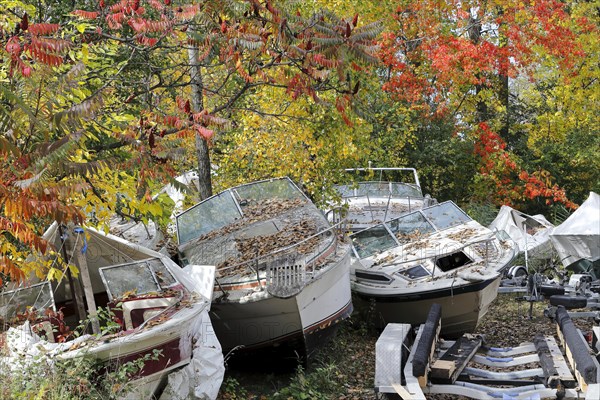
[354,275,501,338]
[210,248,352,358]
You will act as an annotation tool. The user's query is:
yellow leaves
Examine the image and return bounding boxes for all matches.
[214,84,372,200]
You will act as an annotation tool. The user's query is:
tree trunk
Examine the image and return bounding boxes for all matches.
[468,16,488,124]
[188,43,213,201]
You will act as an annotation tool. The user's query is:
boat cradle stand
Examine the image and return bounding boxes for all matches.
[375,304,600,399]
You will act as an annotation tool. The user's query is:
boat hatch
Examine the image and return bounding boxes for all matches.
[396,264,431,280]
[435,251,472,272]
[355,270,393,284]
[99,258,178,301]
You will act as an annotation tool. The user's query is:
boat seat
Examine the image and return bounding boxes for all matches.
[109,295,178,331]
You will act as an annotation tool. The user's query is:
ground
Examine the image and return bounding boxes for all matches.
[216,293,595,399]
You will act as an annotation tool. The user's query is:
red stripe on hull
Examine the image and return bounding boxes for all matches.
[110,337,184,378]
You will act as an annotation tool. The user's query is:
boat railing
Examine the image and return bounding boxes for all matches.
[217,221,346,280]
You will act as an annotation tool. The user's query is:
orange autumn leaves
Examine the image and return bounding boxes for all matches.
[474,122,577,210]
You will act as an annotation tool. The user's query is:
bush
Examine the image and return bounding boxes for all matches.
[0,345,159,399]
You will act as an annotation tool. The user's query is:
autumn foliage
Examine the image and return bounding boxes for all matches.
[377,0,595,208]
[473,123,577,210]
[380,0,589,112]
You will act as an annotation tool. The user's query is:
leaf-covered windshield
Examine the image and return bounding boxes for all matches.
[351,225,398,258]
[422,201,471,230]
[176,178,304,244]
[386,212,435,244]
[351,202,472,258]
[233,179,306,210]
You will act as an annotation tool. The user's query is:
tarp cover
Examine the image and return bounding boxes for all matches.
[159,311,225,400]
[489,205,554,259]
[550,192,600,266]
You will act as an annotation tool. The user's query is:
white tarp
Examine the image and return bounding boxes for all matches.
[489,205,554,259]
[550,192,600,267]
[159,311,225,400]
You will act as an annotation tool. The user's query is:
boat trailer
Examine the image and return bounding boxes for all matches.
[375,303,600,399]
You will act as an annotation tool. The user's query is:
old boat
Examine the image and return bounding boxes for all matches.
[0,224,223,399]
[350,201,518,337]
[330,167,436,233]
[175,177,352,360]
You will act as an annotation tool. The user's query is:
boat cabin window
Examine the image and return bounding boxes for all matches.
[234,178,306,210]
[386,212,435,244]
[351,225,398,258]
[0,282,54,323]
[176,190,242,244]
[396,264,430,280]
[100,258,178,301]
[435,251,472,272]
[422,202,471,230]
[355,270,393,284]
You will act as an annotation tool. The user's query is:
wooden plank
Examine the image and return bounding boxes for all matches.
[431,360,456,380]
[430,335,482,384]
[392,383,426,400]
[545,336,577,388]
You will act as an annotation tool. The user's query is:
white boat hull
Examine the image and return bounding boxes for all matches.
[210,248,352,358]
[354,276,501,338]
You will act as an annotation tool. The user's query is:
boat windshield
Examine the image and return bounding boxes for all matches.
[351,225,398,258]
[351,202,472,258]
[176,191,242,244]
[336,182,422,198]
[0,282,54,322]
[233,178,306,210]
[177,178,305,244]
[422,201,471,229]
[386,212,436,244]
[100,258,178,301]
